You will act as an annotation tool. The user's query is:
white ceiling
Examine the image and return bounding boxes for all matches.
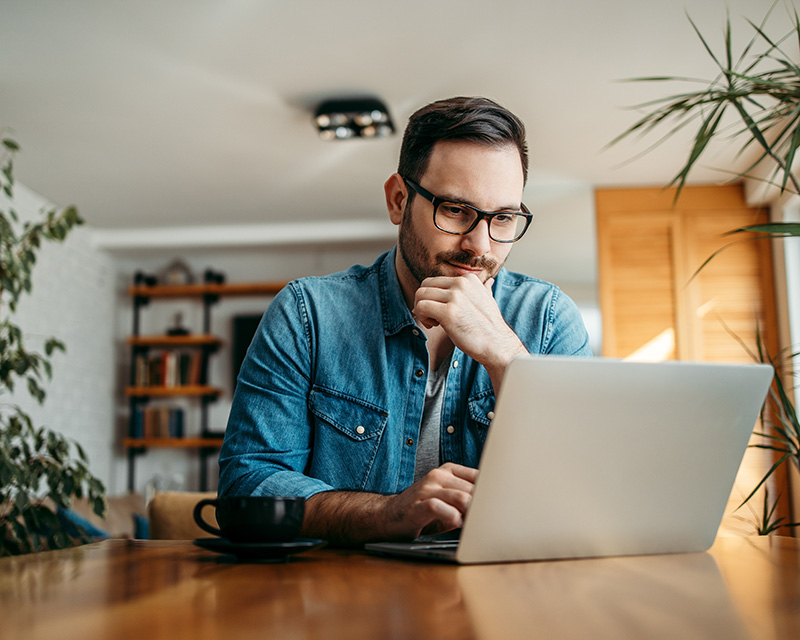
[0,0,786,239]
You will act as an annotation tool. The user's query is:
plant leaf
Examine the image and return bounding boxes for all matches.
[738,452,793,509]
[727,222,800,237]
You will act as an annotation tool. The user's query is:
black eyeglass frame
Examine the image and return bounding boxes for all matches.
[402,177,532,243]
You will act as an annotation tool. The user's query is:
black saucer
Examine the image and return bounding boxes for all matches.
[194,537,326,561]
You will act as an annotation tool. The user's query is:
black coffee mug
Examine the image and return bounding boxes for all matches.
[193,495,305,543]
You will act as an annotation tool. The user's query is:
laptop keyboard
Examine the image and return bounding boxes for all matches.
[410,541,459,550]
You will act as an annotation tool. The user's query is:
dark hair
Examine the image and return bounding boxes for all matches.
[397,96,529,185]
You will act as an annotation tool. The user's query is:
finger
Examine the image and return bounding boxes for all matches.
[434,485,475,507]
[423,273,485,291]
[413,293,452,322]
[442,463,480,483]
[415,285,454,303]
[413,309,440,329]
[433,487,472,514]
[420,496,466,526]
[413,299,449,324]
[419,275,461,289]
[398,493,465,537]
[418,316,439,329]
[420,512,463,537]
[414,277,491,318]
[424,464,478,495]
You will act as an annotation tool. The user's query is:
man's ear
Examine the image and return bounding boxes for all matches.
[384,173,408,226]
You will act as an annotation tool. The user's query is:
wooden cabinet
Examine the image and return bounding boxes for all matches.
[123,279,286,491]
[596,184,778,362]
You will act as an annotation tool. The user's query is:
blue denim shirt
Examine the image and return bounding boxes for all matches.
[218,247,591,499]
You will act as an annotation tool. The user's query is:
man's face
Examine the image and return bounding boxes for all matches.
[397,141,525,286]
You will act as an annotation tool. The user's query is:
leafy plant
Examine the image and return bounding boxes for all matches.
[712,318,800,535]
[744,333,800,534]
[0,131,107,556]
[732,487,799,535]
[612,1,800,240]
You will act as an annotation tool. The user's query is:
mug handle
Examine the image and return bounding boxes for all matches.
[193,498,222,536]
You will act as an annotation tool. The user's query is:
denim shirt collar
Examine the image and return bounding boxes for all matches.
[379,246,417,336]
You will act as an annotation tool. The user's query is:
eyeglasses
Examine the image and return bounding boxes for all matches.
[403,177,532,243]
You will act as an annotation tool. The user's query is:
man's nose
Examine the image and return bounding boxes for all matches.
[459,218,492,256]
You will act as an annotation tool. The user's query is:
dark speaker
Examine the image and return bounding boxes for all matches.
[232,314,263,387]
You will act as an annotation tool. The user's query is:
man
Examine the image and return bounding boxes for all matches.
[219,97,591,545]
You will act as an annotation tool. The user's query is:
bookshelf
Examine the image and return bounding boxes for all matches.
[124,278,286,491]
[126,385,222,398]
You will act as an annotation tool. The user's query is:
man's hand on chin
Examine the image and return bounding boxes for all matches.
[413,274,528,391]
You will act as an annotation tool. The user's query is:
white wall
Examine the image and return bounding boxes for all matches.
[781,200,800,525]
[782,201,800,359]
[1,184,118,493]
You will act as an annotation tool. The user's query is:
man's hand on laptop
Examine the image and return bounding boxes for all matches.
[301,463,477,546]
[382,462,478,540]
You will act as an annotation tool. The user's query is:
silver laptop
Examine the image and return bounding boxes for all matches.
[366,356,773,564]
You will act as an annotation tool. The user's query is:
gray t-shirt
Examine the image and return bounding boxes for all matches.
[413,356,450,482]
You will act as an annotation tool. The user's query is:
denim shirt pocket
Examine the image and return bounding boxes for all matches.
[467,391,496,448]
[308,386,389,490]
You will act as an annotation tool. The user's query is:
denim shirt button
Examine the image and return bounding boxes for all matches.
[446,425,455,435]
[406,438,414,446]
[412,329,420,336]
[415,368,425,378]
[452,361,459,368]
[487,411,495,420]
[356,425,365,435]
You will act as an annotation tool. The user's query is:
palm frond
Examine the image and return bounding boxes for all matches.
[727,222,800,236]
[611,1,800,200]
[738,452,794,508]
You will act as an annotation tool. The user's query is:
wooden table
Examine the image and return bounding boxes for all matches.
[1,536,799,639]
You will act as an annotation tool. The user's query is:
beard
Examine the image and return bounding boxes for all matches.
[398,203,502,285]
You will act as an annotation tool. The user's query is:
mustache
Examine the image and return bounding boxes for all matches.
[438,250,498,271]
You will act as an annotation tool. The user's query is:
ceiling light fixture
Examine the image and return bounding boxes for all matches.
[314,97,395,141]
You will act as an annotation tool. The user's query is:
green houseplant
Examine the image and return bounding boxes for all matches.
[0,132,107,556]
[612,1,800,235]
[613,2,799,534]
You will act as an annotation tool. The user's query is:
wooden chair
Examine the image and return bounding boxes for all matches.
[148,491,216,540]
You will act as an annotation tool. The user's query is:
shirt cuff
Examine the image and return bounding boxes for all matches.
[247,470,336,500]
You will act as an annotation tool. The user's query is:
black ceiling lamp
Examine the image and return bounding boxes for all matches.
[314,97,395,141]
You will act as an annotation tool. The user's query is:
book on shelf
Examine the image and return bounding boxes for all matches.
[133,350,206,387]
[131,406,185,438]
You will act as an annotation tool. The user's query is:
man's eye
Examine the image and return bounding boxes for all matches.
[441,204,469,217]
[493,213,515,225]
